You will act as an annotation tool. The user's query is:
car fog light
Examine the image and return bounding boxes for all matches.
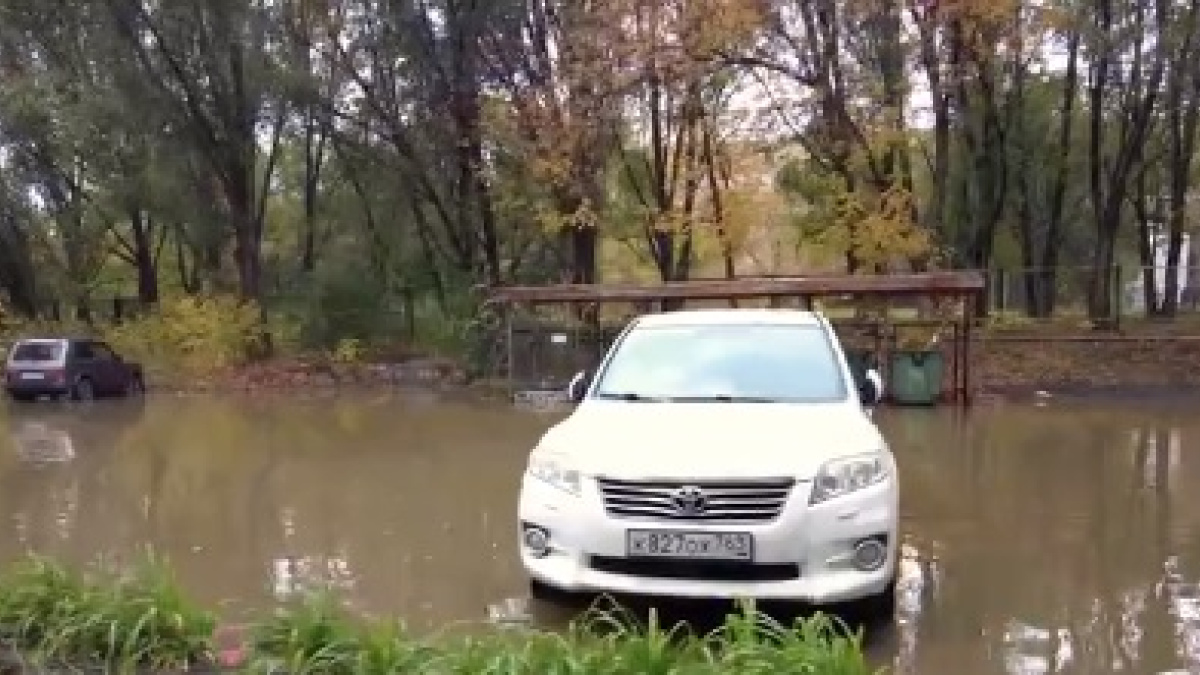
[523,525,551,558]
[852,538,887,571]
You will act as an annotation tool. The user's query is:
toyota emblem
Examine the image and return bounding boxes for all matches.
[670,485,708,516]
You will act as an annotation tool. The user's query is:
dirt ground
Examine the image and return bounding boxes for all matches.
[978,337,1200,392]
[972,317,1200,400]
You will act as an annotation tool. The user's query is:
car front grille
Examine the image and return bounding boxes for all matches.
[595,477,795,523]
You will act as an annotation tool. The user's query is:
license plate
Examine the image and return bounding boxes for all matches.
[20,372,44,380]
[626,530,753,561]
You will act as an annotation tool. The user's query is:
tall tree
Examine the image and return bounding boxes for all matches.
[105,0,286,300]
[1157,0,1200,316]
[482,0,622,284]
[331,0,503,286]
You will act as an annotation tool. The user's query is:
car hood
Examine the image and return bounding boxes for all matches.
[537,401,886,480]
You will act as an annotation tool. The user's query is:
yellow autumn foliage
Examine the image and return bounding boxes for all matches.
[104,295,264,379]
[329,337,366,365]
[484,0,766,244]
[690,145,798,274]
[824,184,933,271]
[784,164,935,273]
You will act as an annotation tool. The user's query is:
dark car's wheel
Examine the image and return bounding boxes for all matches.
[6,392,34,403]
[125,375,145,397]
[71,377,95,402]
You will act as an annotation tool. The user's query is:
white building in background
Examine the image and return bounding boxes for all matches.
[1125,229,1192,312]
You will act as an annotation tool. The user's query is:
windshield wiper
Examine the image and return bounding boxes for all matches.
[593,391,662,402]
[665,395,781,403]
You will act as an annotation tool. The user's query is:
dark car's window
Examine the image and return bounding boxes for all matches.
[72,342,95,359]
[591,323,849,403]
[10,342,63,362]
[91,343,116,360]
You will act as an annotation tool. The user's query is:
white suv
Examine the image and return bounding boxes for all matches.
[516,309,897,617]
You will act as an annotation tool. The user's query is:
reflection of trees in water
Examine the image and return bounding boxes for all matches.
[0,416,77,555]
[991,421,1193,674]
[876,412,1200,673]
[0,397,542,625]
[7,477,80,548]
[1000,620,1073,673]
[1160,556,1200,669]
[1130,426,1179,493]
[0,404,152,569]
[994,588,1155,672]
[268,507,356,604]
[0,452,83,554]
[995,573,1200,674]
[271,556,356,602]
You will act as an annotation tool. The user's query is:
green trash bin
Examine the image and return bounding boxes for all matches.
[888,350,945,406]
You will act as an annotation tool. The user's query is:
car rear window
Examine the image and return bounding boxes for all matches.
[9,342,63,363]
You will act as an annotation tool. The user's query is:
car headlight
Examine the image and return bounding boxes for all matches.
[809,454,888,505]
[527,454,582,496]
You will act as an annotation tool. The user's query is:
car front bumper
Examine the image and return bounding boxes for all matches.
[517,475,898,604]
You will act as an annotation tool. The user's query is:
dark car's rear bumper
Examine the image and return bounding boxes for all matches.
[5,381,70,399]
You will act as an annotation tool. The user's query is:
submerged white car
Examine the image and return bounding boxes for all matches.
[517,309,897,617]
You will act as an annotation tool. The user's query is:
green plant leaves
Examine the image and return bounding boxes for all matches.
[0,559,876,674]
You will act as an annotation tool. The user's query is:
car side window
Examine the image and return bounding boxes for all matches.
[91,343,116,361]
[73,341,95,360]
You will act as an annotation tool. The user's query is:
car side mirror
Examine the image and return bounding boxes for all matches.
[567,370,592,404]
[860,368,884,407]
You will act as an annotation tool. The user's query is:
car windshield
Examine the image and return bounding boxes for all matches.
[9,342,63,363]
[590,323,849,403]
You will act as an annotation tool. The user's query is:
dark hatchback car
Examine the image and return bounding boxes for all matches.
[3,338,145,402]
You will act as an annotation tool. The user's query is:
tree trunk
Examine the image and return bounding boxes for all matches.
[129,209,159,305]
[300,113,325,274]
[570,227,597,284]
[1089,218,1119,320]
[226,162,262,301]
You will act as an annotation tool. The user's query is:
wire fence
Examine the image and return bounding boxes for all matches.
[986,265,1200,321]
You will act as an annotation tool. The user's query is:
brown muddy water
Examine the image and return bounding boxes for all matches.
[1,392,1199,674]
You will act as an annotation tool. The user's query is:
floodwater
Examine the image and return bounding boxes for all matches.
[2,393,1200,674]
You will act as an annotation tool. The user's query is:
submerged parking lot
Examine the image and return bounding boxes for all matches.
[1,393,1198,674]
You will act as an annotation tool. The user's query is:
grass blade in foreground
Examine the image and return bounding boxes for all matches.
[253,595,879,674]
[0,556,879,674]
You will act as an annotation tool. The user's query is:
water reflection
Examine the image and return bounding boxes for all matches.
[0,395,550,628]
[868,406,1200,674]
[271,555,356,602]
[5,398,1200,671]
[11,418,76,465]
[4,401,145,465]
